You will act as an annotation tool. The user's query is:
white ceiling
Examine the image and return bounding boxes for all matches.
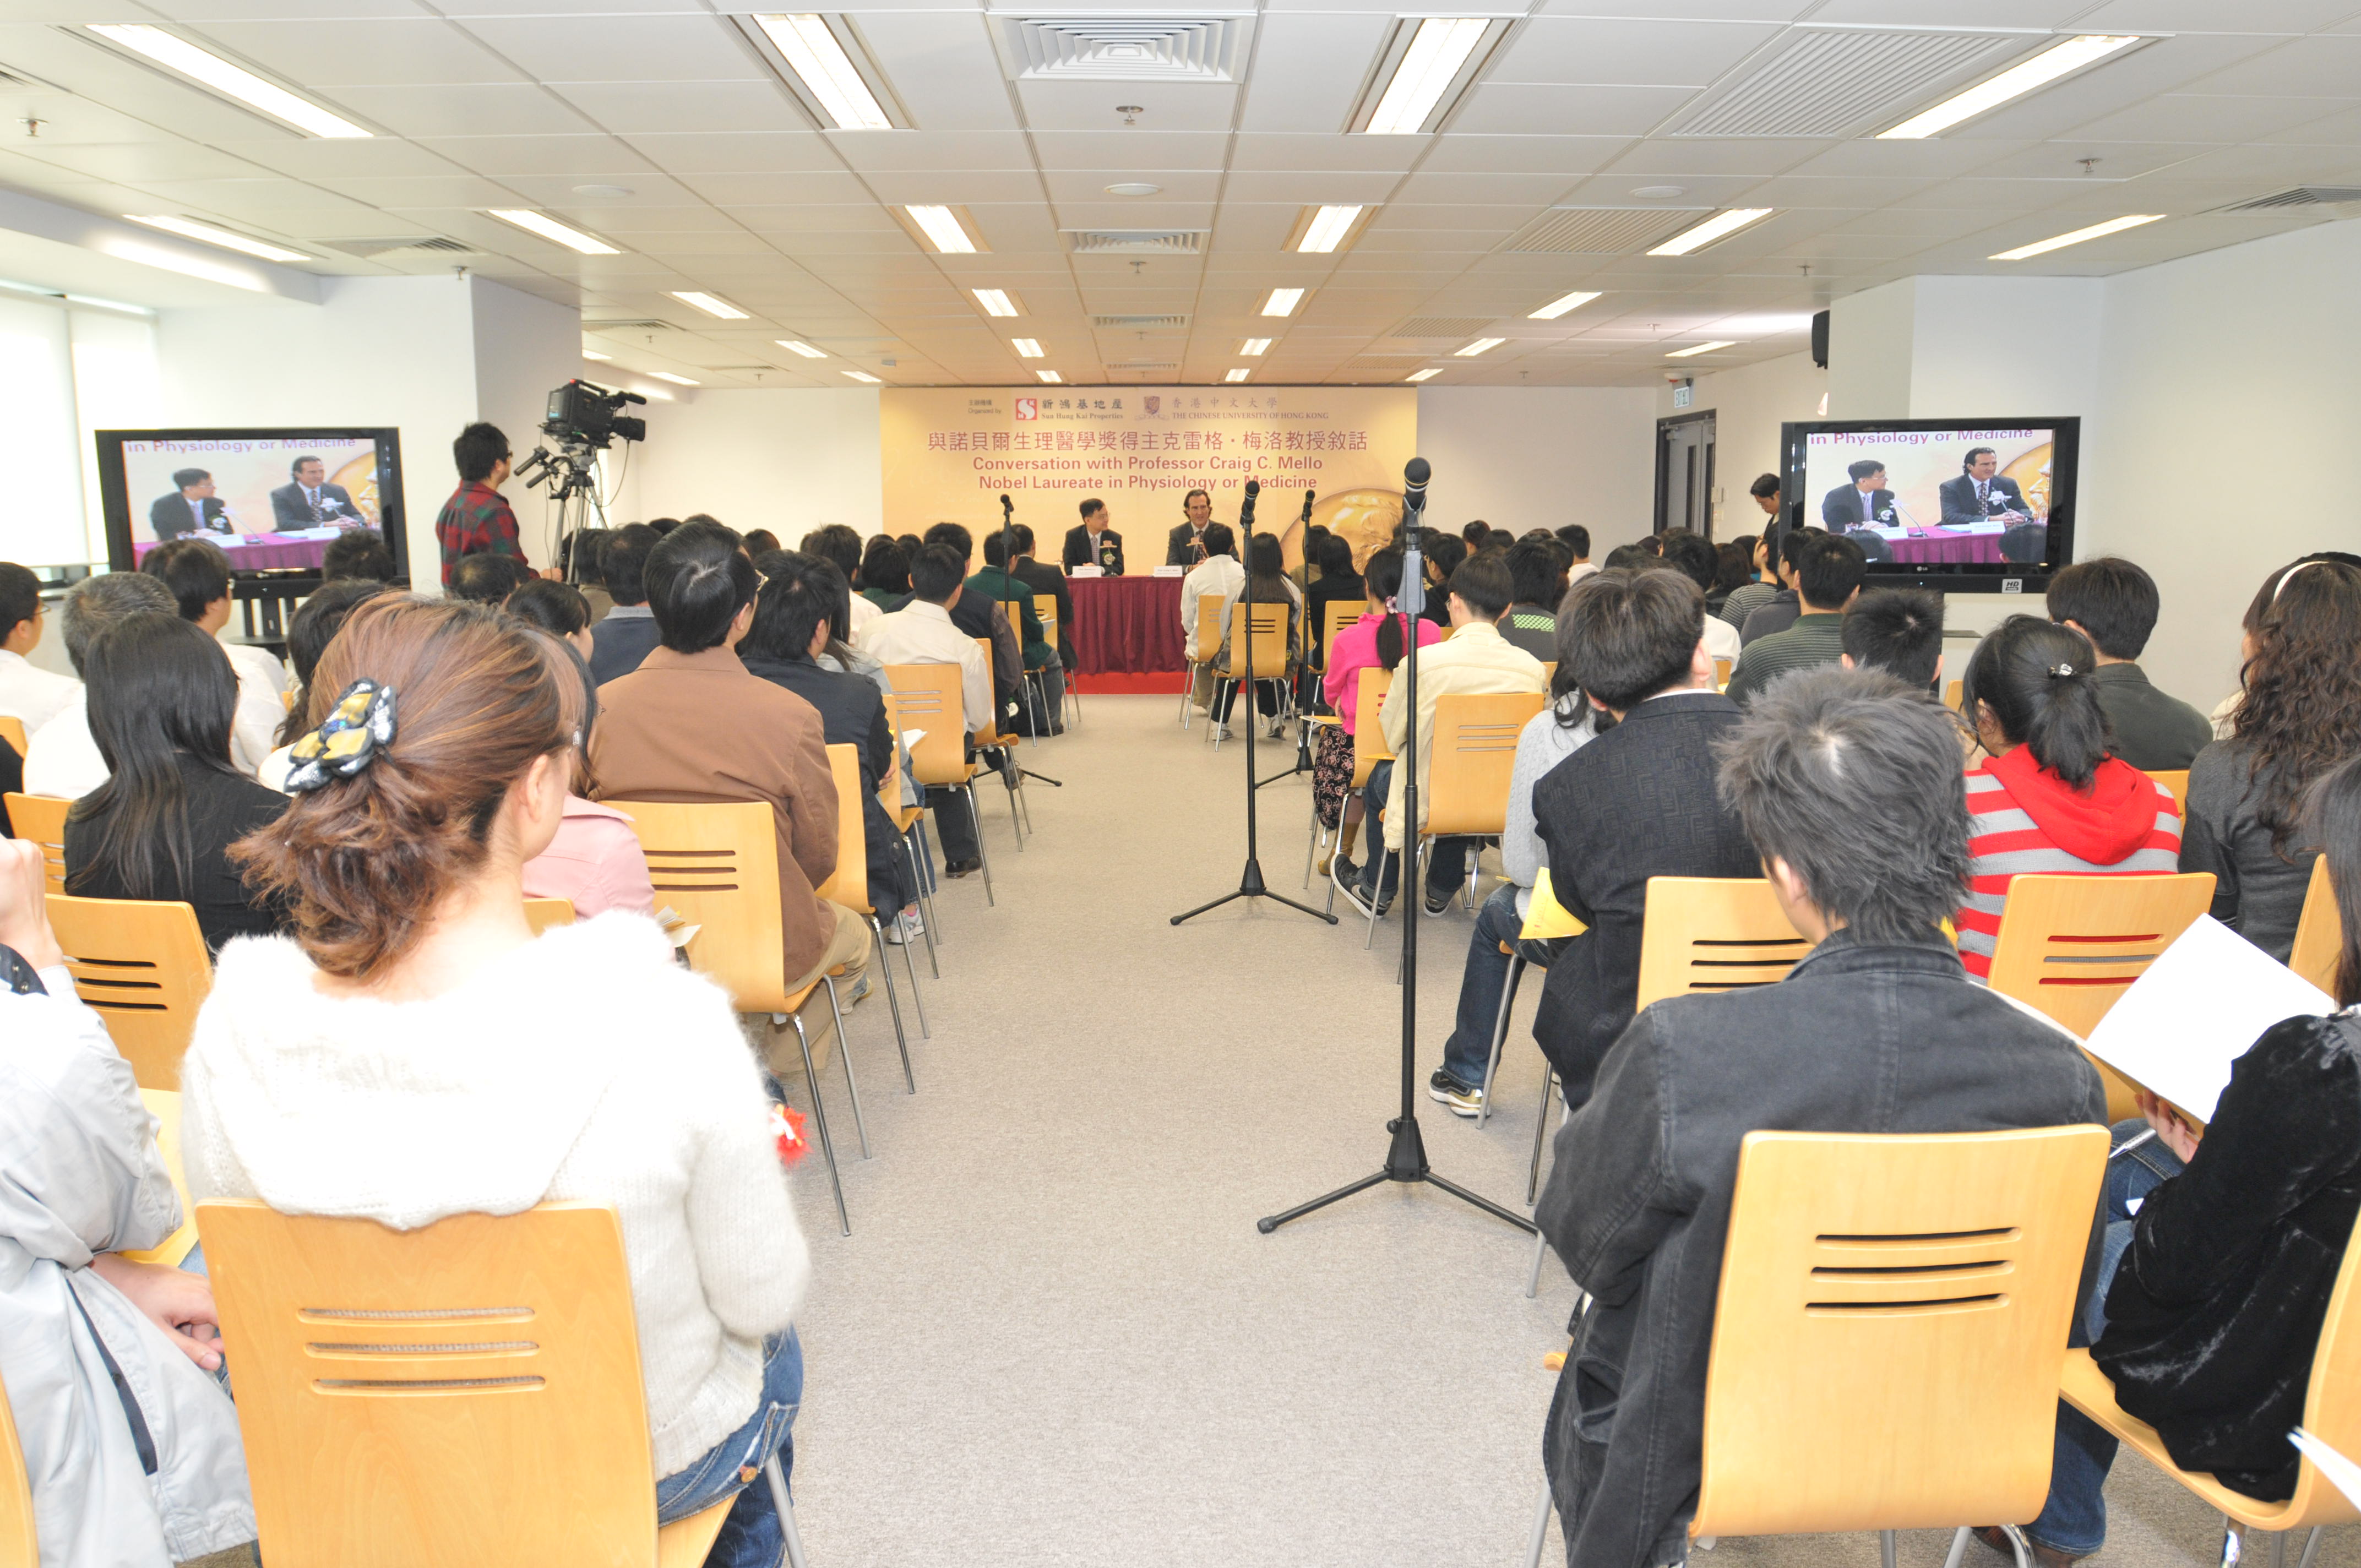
[2,0,2358,388]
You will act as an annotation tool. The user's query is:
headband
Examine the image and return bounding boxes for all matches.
[283,679,397,793]
[2273,559,2333,602]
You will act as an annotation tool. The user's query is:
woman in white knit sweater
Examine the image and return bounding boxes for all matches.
[178,595,811,1568]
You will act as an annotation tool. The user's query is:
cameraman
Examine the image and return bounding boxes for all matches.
[434,422,552,587]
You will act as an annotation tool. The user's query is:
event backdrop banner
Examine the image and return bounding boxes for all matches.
[881,386,1417,566]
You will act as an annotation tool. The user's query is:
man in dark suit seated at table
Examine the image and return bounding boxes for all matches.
[1938,446,2030,526]
[1819,459,1897,531]
[148,469,232,540]
[268,455,361,529]
[1062,497,1125,575]
[1165,489,1215,567]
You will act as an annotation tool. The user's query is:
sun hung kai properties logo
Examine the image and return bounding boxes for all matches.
[1015,398,1038,421]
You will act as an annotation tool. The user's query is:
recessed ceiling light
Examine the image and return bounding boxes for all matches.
[637,386,673,402]
[1363,17,1491,136]
[582,350,612,361]
[972,288,1019,317]
[844,370,882,384]
[1225,368,1251,382]
[1881,34,2143,140]
[904,204,977,254]
[486,209,619,255]
[86,24,369,139]
[1630,186,1687,199]
[671,290,748,320]
[1295,204,1365,254]
[571,184,633,199]
[776,339,827,358]
[1405,368,1441,382]
[649,371,700,385]
[1012,337,1044,357]
[122,215,310,264]
[1528,289,1602,321]
[1239,337,1271,356]
[1037,370,1063,383]
[1989,214,2164,260]
[750,14,895,131]
[1647,209,1773,257]
[1666,340,1736,358]
[1105,182,1162,197]
[1455,336,1505,357]
[1261,287,1304,317]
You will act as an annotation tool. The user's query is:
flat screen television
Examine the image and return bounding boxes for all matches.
[95,427,407,586]
[1776,417,2078,591]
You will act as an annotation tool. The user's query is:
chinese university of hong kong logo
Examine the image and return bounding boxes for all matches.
[1144,396,1160,415]
[1015,398,1038,420]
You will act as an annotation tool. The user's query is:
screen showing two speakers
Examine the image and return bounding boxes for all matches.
[1781,419,2077,580]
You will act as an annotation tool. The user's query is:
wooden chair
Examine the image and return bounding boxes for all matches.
[45,894,212,1091]
[1180,595,1223,728]
[0,714,25,759]
[1322,667,1397,919]
[814,742,923,1081]
[877,692,942,975]
[2146,768,2190,820]
[1033,591,1079,727]
[2061,1204,2361,1568]
[1406,690,1545,936]
[1946,677,1965,712]
[0,1366,31,1568]
[969,634,1028,843]
[119,1087,200,1267]
[2290,854,2343,999]
[614,798,863,1234]
[197,1200,806,1568]
[523,897,574,934]
[3,792,67,894]
[884,662,996,907]
[1317,597,1361,673]
[1208,601,1290,750]
[1713,655,1732,690]
[1984,872,2217,1123]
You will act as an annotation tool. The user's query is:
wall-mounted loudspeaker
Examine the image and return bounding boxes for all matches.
[1810,309,1829,369]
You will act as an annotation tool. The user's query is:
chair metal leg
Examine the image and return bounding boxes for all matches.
[2219,1517,2240,1568]
[761,1455,807,1568]
[1477,952,1527,1128]
[1881,1530,1897,1568]
[893,906,929,1037]
[2001,1524,2033,1568]
[2267,1528,2288,1568]
[1522,1476,1554,1568]
[1941,1526,1973,1568]
[1303,792,1324,890]
[1525,1223,1550,1298]
[865,914,916,1091]
[1178,663,1194,726]
[906,820,943,970]
[1528,1069,1560,1204]
[2294,1526,2323,1568]
[818,976,870,1159]
[963,786,995,906]
[786,1014,848,1236]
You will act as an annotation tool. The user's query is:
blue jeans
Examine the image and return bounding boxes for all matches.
[656,1330,803,1568]
[1355,761,1470,902]
[2025,1120,2186,1556]
[1440,881,1537,1090]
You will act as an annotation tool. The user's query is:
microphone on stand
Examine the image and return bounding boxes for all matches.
[1239,477,1260,530]
[1399,458,1430,616]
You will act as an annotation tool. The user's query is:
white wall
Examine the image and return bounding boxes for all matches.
[471,279,598,568]
[1826,277,1917,420]
[1654,349,1826,536]
[624,387,884,536]
[1413,385,1657,550]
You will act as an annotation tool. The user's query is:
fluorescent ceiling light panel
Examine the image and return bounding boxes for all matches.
[87,24,369,139]
[122,215,309,264]
[1666,340,1735,358]
[670,290,748,320]
[1296,205,1364,254]
[972,288,1019,317]
[1225,368,1251,382]
[1239,337,1270,356]
[1012,338,1044,357]
[486,209,619,255]
[1647,209,1772,257]
[66,295,154,315]
[1260,288,1304,317]
[750,14,894,131]
[1037,370,1063,383]
[649,371,700,385]
[776,339,827,358]
[1404,368,1441,383]
[1454,337,1504,357]
[1989,214,2164,260]
[905,205,976,254]
[97,238,265,292]
[581,350,612,361]
[1528,289,1602,321]
[1880,34,2143,140]
[844,371,882,383]
[1364,17,1490,136]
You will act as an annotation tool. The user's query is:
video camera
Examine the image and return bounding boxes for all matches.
[542,379,647,450]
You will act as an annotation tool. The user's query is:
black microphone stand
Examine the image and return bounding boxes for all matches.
[1258,457,1535,1236]
[994,494,1062,792]
[1171,477,1336,928]
[1255,487,1319,790]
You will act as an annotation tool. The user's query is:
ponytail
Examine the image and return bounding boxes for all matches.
[1377,612,1407,672]
[1962,615,2111,788]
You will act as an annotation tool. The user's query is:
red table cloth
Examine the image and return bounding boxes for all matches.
[133,534,334,571]
[1068,574,1185,675]
[1881,531,2008,567]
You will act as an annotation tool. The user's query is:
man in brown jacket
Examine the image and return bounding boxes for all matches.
[590,518,869,1059]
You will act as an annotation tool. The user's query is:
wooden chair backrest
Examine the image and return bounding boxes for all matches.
[1226,601,1291,679]
[1634,877,1807,1010]
[883,663,970,788]
[1192,596,1223,664]
[522,897,574,935]
[2291,854,2344,999]
[2145,769,2190,821]
[1945,678,1964,712]
[0,1366,33,1568]
[1319,598,1361,667]
[1541,661,1557,688]
[1350,666,1394,790]
[1692,1125,2109,1538]
[1713,656,1732,690]
[613,799,791,1014]
[198,1200,668,1568]
[3,793,67,894]
[1985,872,2217,1123]
[1423,692,1546,837]
[118,1087,199,1268]
[1032,593,1058,644]
[45,894,211,1090]
[878,692,909,816]
[812,743,868,914]
[2276,1201,2361,1525]
[0,715,25,759]
[969,635,1003,745]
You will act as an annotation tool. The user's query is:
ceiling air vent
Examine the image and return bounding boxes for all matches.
[1670,28,2020,138]
[1091,313,1189,329]
[1067,230,1205,254]
[2215,187,2361,213]
[1390,317,1497,338]
[320,236,478,259]
[1103,361,1180,374]
[585,319,681,333]
[1500,208,1702,254]
[1002,15,1243,81]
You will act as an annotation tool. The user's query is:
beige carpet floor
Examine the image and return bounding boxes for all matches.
[774,694,2354,1568]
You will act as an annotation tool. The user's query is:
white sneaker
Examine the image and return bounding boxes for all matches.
[1208,721,1231,740]
[1266,716,1288,740]
[884,911,924,945]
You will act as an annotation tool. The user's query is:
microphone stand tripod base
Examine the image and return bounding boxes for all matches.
[1256,1112,1539,1234]
[1169,854,1334,925]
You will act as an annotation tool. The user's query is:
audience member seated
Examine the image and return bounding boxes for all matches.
[1656,529,1742,666]
[505,577,595,658]
[1495,538,1563,663]
[1723,532,1864,704]
[1839,587,1983,764]
[972,530,1066,737]
[860,535,912,611]
[0,729,18,837]
[924,522,1023,729]
[1533,666,2106,1568]
[181,594,809,1567]
[1601,542,1653,572]
[1556,525,1595,586]
[320,527,395,584]
[590,520,869,1049]
[1211,534,1300,742]
[1706,539,1752,620]
[2182,557,2361,962]
[799,525,880,635]
[1301,533,1365,674]
[0,836,257,1567]
[0,560,78,733]
[742,551,915,927]
[1180,521,1245,715]
[1955,616,2183,981]
[447,551,524,606]
[1336,553,1543,919]
[63,613,290,954]
[858,545,996,880]
[1314,547,1438,880]
[2004,752,2361,1566]
[742,528,781,557]
[563,527,614,623]
[262,578,387,790]
[25,571,178,799]
[1526,567,1757,1107]
[1739,527,1821,646]
[589,522,664,684]
[1428,609,1605,1116]
[1717,532,1777,630]
[2044,557,2212,770]
[142,537,289,775]
[505,581,656,921]
[1416,533,1467,629]
[1005,524,1075,671]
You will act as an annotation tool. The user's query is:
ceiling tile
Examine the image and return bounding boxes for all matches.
[1489,18,1783,87]
[1418,135,1636,175]
[332,84,601,139]
[186,18,527,86]
[451,14,766,83]
[552,81,810,137]
[1451,85,1700,138]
